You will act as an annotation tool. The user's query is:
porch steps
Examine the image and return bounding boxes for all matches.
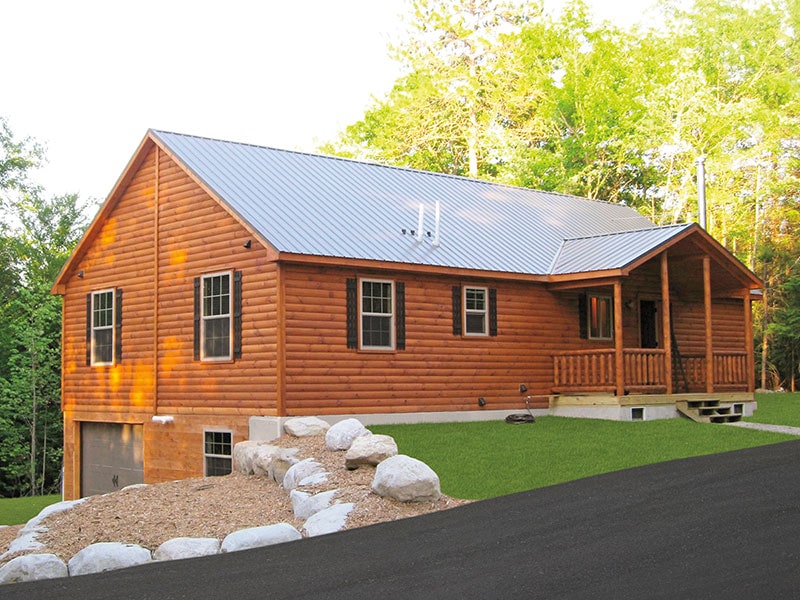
[676,399,743,424]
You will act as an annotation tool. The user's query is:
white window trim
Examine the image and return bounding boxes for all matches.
[359,278,395,350]
[203,429,233,477]
[201,271,233,361]
[91,288,115,366]
[463,286,489,337]
[588,294,613,340]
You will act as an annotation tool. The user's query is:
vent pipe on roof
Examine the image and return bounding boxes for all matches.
[432,201,441,247]
[697,156,707,229]
[416,204,424,242]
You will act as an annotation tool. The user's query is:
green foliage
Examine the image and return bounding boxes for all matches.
[371,414,794,499]
[0,493,61,526]
[0,119,89,497]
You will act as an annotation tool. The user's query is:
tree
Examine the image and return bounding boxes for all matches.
[0,117,89,496]
[331,0,538,178]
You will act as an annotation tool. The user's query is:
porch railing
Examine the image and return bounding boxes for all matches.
[553,349,749,393]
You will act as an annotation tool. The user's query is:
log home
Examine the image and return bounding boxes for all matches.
[52,130,762,498]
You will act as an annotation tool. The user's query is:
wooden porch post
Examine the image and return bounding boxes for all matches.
[661,252,673,394]
[614,280,624,397]
[744,292,755,392]
[704,255,714,393]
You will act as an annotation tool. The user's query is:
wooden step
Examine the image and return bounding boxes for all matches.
[677,399,743,424]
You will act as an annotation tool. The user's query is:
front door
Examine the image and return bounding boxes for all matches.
[640,300,658,349]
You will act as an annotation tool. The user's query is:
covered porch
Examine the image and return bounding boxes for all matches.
[546,224,761,417]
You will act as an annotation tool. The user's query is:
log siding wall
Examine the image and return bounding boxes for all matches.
[61,148,278,497]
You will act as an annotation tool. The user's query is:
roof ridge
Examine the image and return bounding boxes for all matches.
[149,129,626,207]
[561,222,693,243]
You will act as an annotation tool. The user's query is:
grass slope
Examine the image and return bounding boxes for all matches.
[0,494,62,526]
[372,416,795,499]
[746,392,800,427]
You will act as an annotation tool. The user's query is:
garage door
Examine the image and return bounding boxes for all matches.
[81,422,144,497]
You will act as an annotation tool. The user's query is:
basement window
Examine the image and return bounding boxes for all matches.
[204,430,232,476]
[631,407,645,421]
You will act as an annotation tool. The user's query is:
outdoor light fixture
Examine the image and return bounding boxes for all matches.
[477,397,487,407]
[243,239,252,249]
[151,415,174,424]
[77,270,85,278]
[519,384,528,393]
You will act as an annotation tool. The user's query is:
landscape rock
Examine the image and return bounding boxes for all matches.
[372,455,441,502]
[67,542,152,576]
[282,458,327,490]
[268,447,301,483]
[233,441,262,474]
[302,503,355,537]
[290,489,338,520]
[284,416,330,437]
[0,553,68,584]
[153,537,221,561]
[234,441,281,477]
[1,531,45,560]
[345,433,398,469]
[325,418,369,451]
[220,523,301,553]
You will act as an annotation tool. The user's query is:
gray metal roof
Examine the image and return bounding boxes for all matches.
[151,130,668,276]
[550,224,695,275]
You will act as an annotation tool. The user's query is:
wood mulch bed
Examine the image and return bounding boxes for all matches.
[0,434,469,566]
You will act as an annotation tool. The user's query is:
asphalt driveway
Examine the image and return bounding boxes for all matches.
[6,439,800,599]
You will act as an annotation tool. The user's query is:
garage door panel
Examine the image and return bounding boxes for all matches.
[81,422,143,497]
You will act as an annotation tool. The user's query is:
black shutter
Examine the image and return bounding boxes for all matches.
[86,293,92,366]
[396,281,406,350]
[489,288,498,337]
[452,286,462,335]
[233,271,243,359]
[193,277,201,360]
[578,293,588,339]
[346,278,358,349]
[115,288,123,363]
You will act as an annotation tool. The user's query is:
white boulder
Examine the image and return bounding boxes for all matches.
[269,447,301,484]
[282,458,327,490]
[290,489,338,520]
[67,542,152,576]
[302,503,355,537]
[372,455,441,502]
[0,553,68,584]
[325,418,369,451]
[345,433,398,469]
[233,441,280,476]
[284,416,330,437]
[220,523,301,553]
[153,537,221,561]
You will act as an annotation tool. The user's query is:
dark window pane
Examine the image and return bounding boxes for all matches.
[205,456,232,477]
[93,329,113,364]
[204,317,230,358]
[362,315,391,347]
[466,313,486,334]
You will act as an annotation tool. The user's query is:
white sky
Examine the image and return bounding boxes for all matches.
[2,0,655,203]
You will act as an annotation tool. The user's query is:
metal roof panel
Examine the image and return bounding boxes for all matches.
[151,130,662,275]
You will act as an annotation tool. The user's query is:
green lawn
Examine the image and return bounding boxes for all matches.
[0,494,62,526]
[372,408,796,500]
[746,392,800,427]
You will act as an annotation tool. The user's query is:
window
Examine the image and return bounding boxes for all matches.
[589,294,613,340]
[464,287,488,335]
[204,430,232,476]
[194,271,242,361]
[361,279,394,349]
[346,278,405,351]
[87,289,121,366]
[91,290,114,364]
[452,285,497,337]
